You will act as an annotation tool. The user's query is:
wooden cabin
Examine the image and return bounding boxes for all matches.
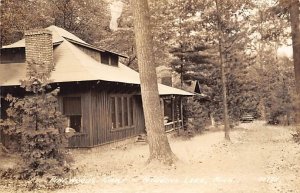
[0,26,193,148]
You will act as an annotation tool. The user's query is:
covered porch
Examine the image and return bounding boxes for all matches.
[161,95,184,132]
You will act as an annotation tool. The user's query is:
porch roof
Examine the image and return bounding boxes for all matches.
[0,59,192,96]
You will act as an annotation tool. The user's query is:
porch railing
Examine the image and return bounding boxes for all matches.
[164,120,183,133]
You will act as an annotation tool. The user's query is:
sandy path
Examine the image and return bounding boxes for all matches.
[50,121,300,193]
[2,121,299,193]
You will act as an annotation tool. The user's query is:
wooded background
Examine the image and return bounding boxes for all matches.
[1,0,299,129]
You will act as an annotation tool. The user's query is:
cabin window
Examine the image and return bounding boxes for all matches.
[163,99,172,123]
[101,52,110,64]
[63,97,82,132]
[110,55,118,66]
[100,52,119,66]
[129,97,134,126]
[123,98,129,126]
[110,95,134,130]
[117,97,123,128]
[110,97,116,129]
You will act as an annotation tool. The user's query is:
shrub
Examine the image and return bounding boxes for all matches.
[292,131,300,144]
[183,98,210,133]
[0,61,71,185]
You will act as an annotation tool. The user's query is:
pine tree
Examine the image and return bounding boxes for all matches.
[0,61,69,180]
[169,0,257,132]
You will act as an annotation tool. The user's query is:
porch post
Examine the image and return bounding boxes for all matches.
[180,96,184,129]
[172,95,175,129]
[0,86,2,143]
[0,86,1,120]
[160,98,164,119]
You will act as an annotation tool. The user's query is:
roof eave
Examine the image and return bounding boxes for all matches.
[64,37,128,58]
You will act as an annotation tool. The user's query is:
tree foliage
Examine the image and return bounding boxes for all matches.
[261,51,297,124]
[1,0,299,133]
[0,0,109,46]
[0,61,70,183]
[166,0,259,132]
[49,0,110,43]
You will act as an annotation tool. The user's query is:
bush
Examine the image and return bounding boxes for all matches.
[183,98,210,133]
[292,131,300,144]
[0,62,71,187]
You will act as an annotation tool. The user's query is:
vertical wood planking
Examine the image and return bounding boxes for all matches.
[64,83,147,147]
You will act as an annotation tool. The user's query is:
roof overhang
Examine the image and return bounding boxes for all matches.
[64,37,128,58]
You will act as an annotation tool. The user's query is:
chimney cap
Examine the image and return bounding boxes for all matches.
[25,29,52,36]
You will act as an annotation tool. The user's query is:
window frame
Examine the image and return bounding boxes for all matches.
[100,52,110,65]
[110,94,135,131]
[110,55,119,66]
[62,96,82,133]
[67,115,82,133]
[163,98,173,123]
[100,52,119,67]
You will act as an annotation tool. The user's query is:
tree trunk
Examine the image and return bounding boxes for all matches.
[131,0,175,164]
[290,0,300,126]
[210,113,216,127]
[215,0,230,140]
[258,11,266,121]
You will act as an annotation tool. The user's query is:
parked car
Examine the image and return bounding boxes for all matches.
[240,114,254,123]
[267,118,279,125]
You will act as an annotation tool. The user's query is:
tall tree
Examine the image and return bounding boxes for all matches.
[172,0,255,130]
[215,0,230,140]
[269,0,300,124]
[130,0,175,164]
[289,0,300,125]
[252,0,293,121]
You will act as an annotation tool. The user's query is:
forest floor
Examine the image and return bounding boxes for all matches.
[1,121,300,193]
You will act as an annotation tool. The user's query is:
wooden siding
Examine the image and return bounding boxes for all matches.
[58,82,145,148]
[60,84,183,147]
[90,89,145,147]
[0,82,183,148]
[58,86,93,147]
[75,45,101,62]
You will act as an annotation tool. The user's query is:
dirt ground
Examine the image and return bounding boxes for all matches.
[1,121,300,193]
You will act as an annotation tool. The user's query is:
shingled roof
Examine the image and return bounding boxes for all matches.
[0,26,193,96]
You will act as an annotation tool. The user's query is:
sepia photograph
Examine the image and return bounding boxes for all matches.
[0,0,299,192]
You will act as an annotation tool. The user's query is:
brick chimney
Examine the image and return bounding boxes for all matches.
[25,29,53,76]
[156,66,173,86]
